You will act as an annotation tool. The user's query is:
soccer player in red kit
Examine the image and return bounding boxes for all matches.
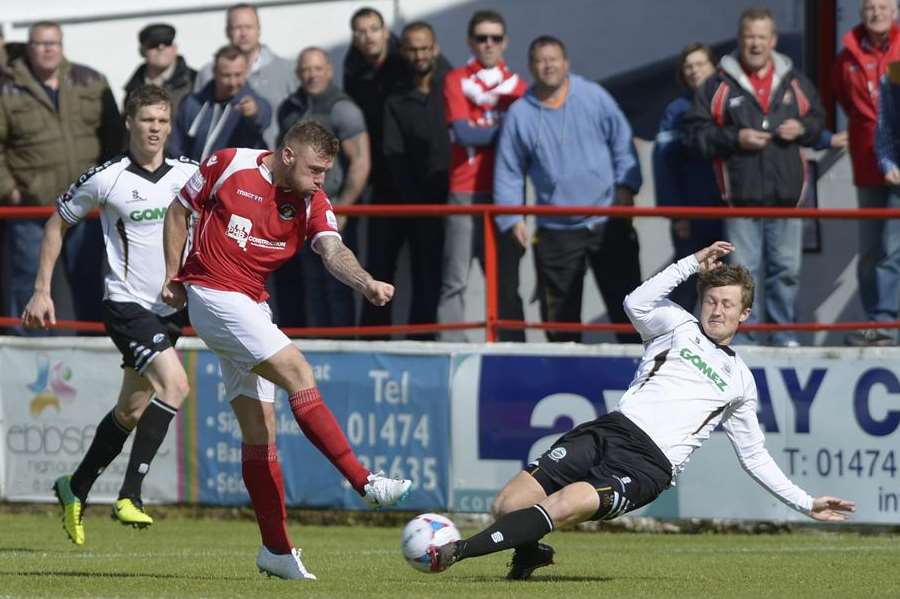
[161,120,411,580]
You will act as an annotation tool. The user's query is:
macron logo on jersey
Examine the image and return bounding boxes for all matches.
[227,214,253,250]
[679,348,727,392]
[237,188,264,203]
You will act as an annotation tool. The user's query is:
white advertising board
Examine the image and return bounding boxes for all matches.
[449,345,900,524]
[0,340,179,503]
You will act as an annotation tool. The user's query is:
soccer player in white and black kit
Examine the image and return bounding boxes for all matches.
[21,86,197,545]
[161,120,411,581]
[431,241,856,579]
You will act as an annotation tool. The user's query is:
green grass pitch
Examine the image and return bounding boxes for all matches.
[0,511,897,598]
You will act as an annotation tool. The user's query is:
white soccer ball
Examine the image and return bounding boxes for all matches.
[401,513,461,573]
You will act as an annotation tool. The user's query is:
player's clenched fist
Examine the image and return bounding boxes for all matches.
[364,280,394,306]
[21,291,56,329]
[161,279,187,309]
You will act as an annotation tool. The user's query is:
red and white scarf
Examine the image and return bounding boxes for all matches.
[460,58,521,108]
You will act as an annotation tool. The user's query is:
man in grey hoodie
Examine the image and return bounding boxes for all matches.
[194,3,296,148]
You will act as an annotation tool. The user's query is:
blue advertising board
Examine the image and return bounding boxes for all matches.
[190,349,450,510]
[477,355,639,463]
[451,353,677,516]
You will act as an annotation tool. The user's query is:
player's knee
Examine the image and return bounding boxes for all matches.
[276,348,315,390]
[114,404,143,429]
[159,374,190,409]
[541,482,600,528]
[492,489,517,519]
[239,412,276,444]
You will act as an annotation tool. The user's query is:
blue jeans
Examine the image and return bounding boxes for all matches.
[857,187,900,325]
[725,216,802,346]
[3,218,104,335]
[3,219,45,334]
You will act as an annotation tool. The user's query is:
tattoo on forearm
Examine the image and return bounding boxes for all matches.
[321,239,372,292]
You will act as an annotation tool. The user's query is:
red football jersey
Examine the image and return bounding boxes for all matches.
[444,59,527,194]
[174,148,340,301]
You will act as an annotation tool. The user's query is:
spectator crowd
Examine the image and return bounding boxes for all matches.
[3,2,900,346]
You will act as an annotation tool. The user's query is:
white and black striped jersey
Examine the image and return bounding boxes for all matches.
[56,154,198,316]
[618,255,813,514]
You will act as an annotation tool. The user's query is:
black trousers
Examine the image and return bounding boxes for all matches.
[491,226,526,342]
[533,220,641,343]
[361,215,445,339]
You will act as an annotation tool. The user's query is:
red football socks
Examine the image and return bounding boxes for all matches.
[241,443,292,554]
[288,387,369,493]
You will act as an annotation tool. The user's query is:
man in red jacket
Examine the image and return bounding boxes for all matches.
[834,0,900,346]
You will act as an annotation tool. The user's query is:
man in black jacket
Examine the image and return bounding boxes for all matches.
[342,7,406,204]
[370,21,452,339]
[684,6,825,346]
[123,24,196,125]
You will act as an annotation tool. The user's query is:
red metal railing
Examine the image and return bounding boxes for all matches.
[2,203,899,342]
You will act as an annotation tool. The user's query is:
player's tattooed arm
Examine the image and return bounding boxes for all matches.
[317,236,394,306]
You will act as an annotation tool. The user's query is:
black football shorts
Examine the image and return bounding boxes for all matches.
[526,411,673,520]
[102,300,187,373]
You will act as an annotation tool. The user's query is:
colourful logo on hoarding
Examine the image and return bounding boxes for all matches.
[28,354,77,416]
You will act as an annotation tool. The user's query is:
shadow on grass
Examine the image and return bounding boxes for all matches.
[458,574,673,583]
[3,571,249,581]
[460,574,615,583]
[0,548,41,553]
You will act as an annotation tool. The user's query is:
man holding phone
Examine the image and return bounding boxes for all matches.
[170,44,270,161]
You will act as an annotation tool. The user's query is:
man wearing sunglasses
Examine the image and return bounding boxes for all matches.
[124,24,197,123]
[438,10,527,342]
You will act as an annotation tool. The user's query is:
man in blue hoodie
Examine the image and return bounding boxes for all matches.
[494,35,642,343]
[170,45,271,162]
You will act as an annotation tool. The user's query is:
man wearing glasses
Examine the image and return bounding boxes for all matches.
[438,10,528,342]
[124,24,197,122]
[0,20,123,334]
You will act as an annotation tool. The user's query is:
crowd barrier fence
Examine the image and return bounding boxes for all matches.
[2,203,899,340]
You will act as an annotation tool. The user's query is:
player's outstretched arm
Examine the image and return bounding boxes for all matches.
[809,496,856,521]
[21,213,71,329]
[317,236,394,306]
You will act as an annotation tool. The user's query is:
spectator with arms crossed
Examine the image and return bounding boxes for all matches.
[22,85,194,545]
[429,241,856,579]
[162,121,411,581]
[438,10,527,342]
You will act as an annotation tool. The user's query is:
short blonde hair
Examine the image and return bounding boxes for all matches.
[281,120,339,160]
[697,265,755,310]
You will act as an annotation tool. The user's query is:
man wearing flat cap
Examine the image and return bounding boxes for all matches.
[124,23,196,122]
